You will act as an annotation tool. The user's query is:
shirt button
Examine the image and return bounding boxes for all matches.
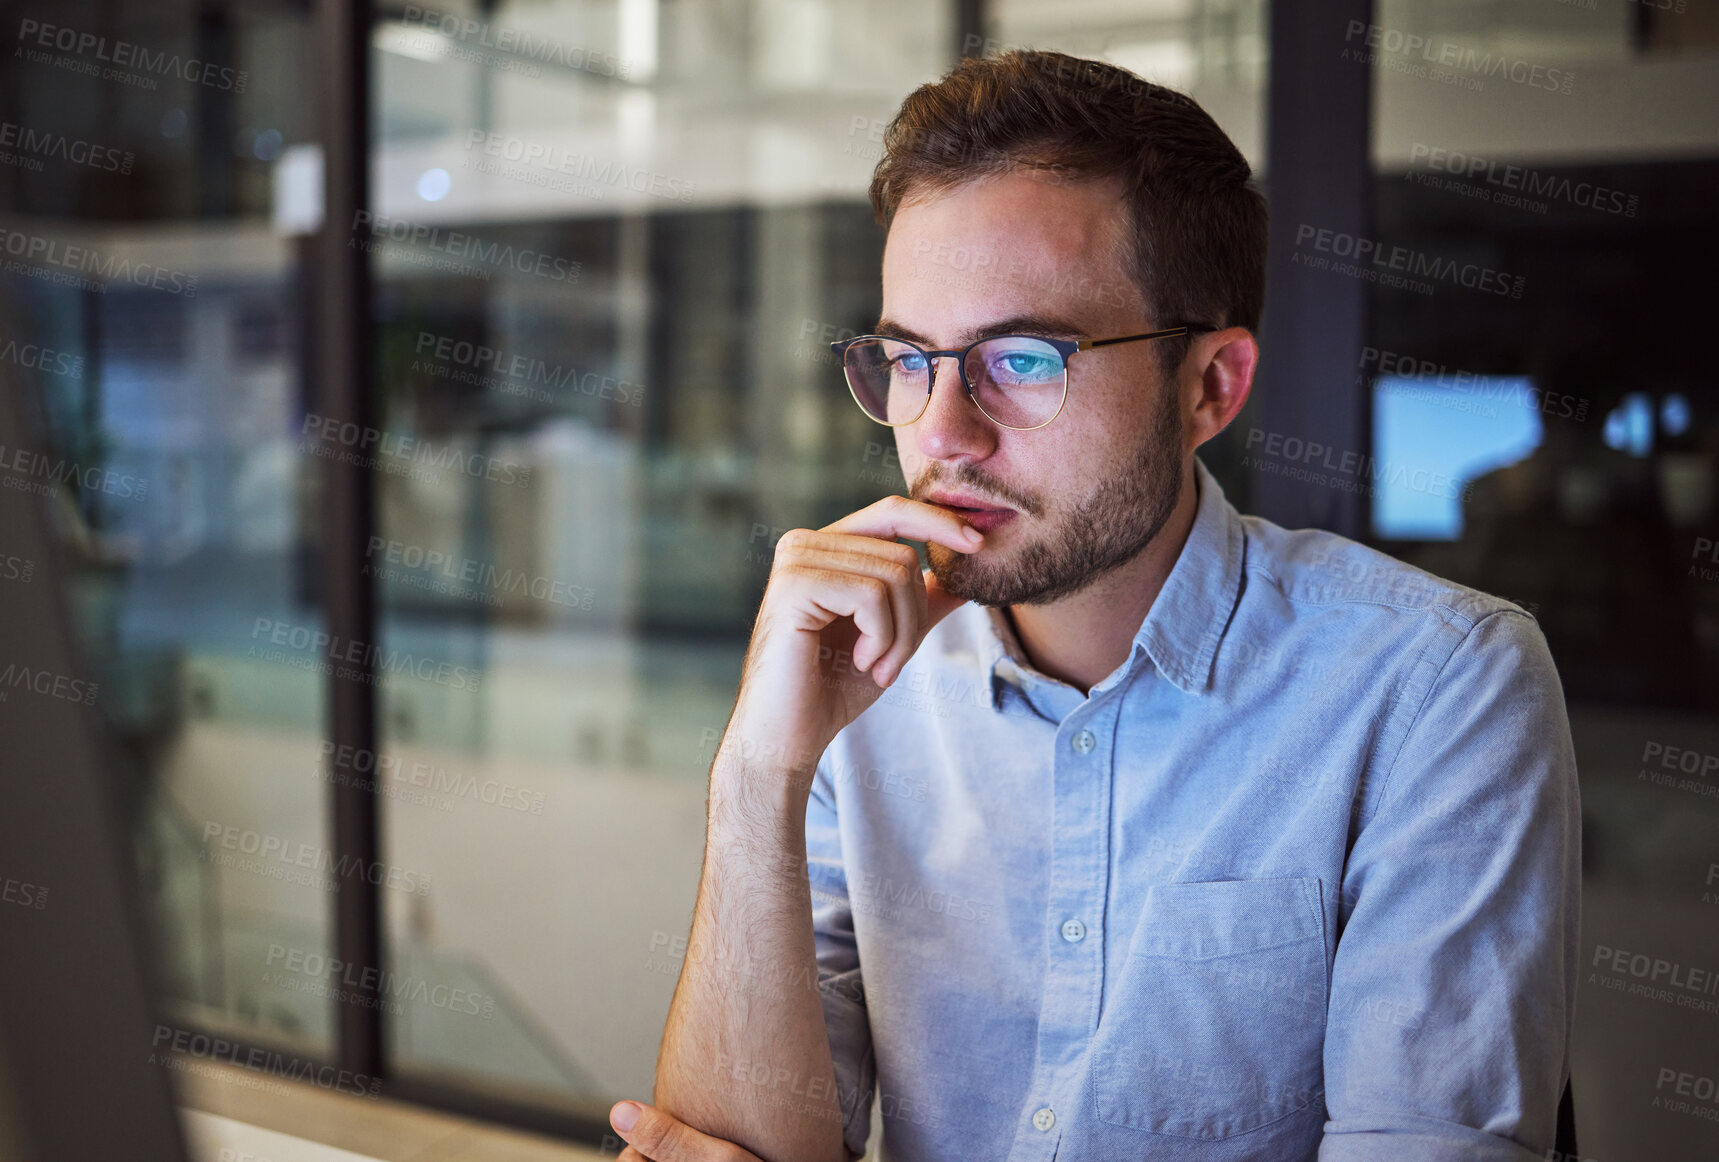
[1060,919,1086,943]
[1071,729,1096,754]
[1032,1107,1056,1132]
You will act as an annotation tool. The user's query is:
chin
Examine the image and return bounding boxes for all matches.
[928,544,1023,607]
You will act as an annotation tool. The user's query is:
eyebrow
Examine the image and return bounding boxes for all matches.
[872,313,1094,347]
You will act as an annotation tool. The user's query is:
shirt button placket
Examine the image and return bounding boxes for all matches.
[1010,712,1112,1162]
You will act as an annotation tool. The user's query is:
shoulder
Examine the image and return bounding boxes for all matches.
[1224,514,1559,718]
[1238,515,1529,629]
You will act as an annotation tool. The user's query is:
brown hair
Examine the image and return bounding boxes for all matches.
[869,50,1268,364]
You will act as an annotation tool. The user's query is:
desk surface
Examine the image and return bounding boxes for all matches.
[183,1109,391,1162]
[173,1057,612,1162]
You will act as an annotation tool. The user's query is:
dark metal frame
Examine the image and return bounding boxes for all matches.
[316,0,383,1083]
[831,325,1213,430]
[1251,0,1373,537]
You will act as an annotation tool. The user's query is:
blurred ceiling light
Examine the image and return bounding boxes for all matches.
[375,22,452,64]
[1604,392,1654,458]
[271,143,324,236]
[1661,393,1692,438]
[417,167,452,202]
[620,0,659,82]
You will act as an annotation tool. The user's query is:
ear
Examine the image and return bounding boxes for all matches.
[1184,327,1258,452]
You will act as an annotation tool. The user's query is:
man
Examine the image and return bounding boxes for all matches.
[610,49,1580,1162]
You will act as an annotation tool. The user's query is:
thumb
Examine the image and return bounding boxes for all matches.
[609,1100,755,1161]
[923,567,968,630]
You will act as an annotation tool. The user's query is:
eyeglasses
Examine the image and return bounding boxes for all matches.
[829,325,1216,431]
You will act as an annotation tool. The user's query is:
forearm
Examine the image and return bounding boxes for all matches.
[655,753,846,1162]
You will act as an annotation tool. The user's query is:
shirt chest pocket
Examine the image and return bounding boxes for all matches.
[1091,876,1329,1139]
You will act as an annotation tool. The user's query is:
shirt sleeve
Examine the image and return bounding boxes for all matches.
[1320,609,1582,1162]
[806,755,875,1162]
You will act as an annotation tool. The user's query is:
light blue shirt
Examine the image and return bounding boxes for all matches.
[805,456,1580,1162]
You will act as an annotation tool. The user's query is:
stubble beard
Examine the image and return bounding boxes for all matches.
[925,386,1185,607]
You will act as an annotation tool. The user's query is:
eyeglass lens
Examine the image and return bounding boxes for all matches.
[841,337,1067,428]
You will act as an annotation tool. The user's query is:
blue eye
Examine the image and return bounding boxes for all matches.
[986,345,1062,385]
[892,351,929,374]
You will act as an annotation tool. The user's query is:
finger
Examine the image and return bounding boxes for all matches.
[773,531,946,680]
[774,528,923,576]
[777,565,897,674]
[874,553,929,687]
[778,543,922,684]
[821,493,985,553]
[612,1100,757,1162]
[875,568,957,688]
[910,556,931,658]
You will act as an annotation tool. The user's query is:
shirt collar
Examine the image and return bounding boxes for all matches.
[976,456,1245,707]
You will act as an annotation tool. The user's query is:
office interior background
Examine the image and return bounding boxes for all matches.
[1,0,1717,1158]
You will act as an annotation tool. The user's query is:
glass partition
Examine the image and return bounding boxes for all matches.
[0,3,333,1064]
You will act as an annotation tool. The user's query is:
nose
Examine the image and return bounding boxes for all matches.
[910,353,998,462]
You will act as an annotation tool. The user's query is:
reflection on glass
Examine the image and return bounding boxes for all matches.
[0,0,334,1064]
[1371,375,1543,540]
[370,0,955,1110]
